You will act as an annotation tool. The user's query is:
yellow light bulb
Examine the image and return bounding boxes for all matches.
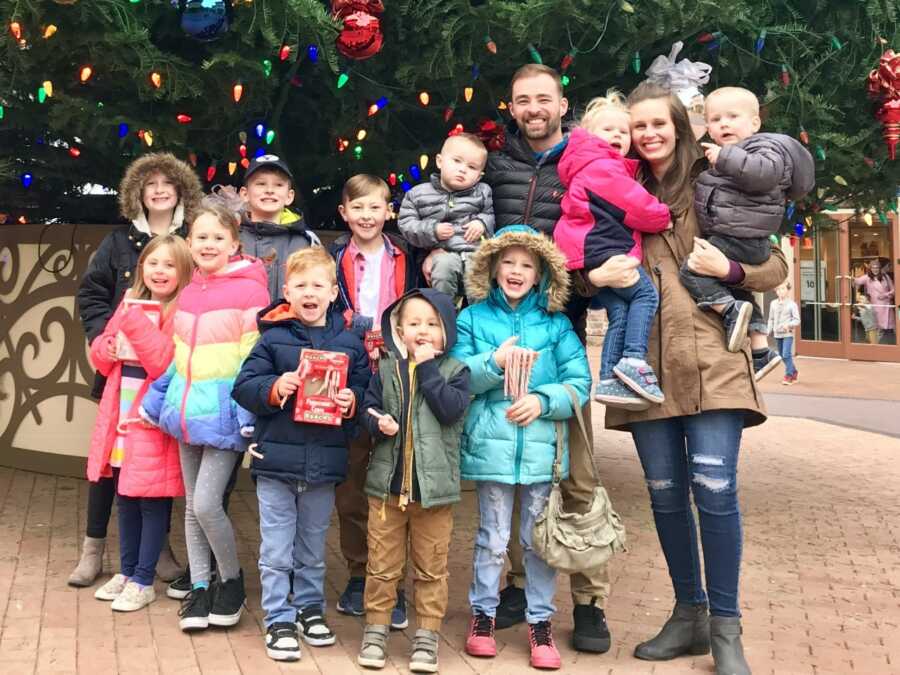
[43,25,57,39]
[419,154,429,170]
[356,129,367,141]
[42,80,53,97]
[863,213,873,226]
[464,86,474,103]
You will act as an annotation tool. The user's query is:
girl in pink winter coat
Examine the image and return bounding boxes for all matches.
[88,234,193,612]
[553,90,672,410]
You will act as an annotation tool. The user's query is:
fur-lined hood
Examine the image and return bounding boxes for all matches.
[465,224,570,313]
[118,152,204,227]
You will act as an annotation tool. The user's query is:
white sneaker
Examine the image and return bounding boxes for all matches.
[94,573,129,601]
[111,581,156,612]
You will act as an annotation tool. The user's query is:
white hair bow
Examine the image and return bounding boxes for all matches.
[645,41,713,108]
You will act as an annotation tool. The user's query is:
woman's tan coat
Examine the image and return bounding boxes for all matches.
[604,186,789,431]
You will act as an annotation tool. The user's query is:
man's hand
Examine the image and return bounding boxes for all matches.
[435,222,455,241]
[586,255,640,289]
[334,388,355,415]
[506,394,542,426]
[702,142,722,166]
[368,408,400,436]
[463,219,485,242]
[276,371,302,399]
[413,343,442,363]
[687,237,731,279]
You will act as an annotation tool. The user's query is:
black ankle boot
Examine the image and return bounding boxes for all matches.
[634,602,710,661]
[710,616,751,675]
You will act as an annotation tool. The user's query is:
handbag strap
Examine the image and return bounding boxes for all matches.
[552,384,601,487]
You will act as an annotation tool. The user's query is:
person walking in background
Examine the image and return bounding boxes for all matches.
[855,258,895,344]
[767,282,801,385]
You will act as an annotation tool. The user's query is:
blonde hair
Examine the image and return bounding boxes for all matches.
[284,247,337,284]
[128,234,193,314]
[342,174,390,203]
[189,197,242,251]
[441,133,488,162]
[579,89,629,132]
[705,86,760,117]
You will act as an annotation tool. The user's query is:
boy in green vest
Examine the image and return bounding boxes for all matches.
[357,288,470,673]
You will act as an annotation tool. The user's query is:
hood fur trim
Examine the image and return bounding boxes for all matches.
[465,226,571,313]
[118,152,204,222]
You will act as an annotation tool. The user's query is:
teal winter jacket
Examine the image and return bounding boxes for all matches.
[450,225,591,485]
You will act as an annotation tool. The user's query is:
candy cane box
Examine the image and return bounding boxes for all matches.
[116,298,161,361]
[293,349,349,426]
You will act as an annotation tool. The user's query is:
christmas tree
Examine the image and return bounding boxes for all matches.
[1,0,898,226]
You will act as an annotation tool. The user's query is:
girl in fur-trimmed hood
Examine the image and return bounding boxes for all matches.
[118,152,204,232]
[450,224,591,668]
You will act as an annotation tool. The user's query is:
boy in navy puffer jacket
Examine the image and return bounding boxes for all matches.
[232,248,370,662]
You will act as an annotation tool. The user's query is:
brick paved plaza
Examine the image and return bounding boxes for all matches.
[1,387,898,674]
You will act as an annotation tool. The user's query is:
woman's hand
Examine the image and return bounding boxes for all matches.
[506,394,542,426]
[586,255,640,289]
[687,238,731,279]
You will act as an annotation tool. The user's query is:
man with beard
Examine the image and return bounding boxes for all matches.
[480,64,615,655]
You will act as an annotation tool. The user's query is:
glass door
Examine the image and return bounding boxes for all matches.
[797,219,843,357]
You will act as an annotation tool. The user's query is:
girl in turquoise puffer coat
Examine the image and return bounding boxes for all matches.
[450,224,591,670]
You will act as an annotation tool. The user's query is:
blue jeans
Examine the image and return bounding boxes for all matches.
[470,481,557,623]
[257,476,336,626]
[630,410,744,617]
[591,265,659,379]
[117,495,171,587]
[775,337,797,376]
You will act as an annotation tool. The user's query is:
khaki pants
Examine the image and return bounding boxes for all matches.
[507,403,611,606]
[365,496,453,631]
[335,430,371,577]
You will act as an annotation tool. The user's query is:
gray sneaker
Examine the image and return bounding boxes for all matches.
[358,624,389,669]
[613,358,665,404]
[410,628,439,673]
[593,379,650,411]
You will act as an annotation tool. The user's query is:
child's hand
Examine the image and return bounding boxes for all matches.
[435,222,455,241]
[334,388,355,415]
[493,336,519,370]
[665,219,674,230]
[701,142,721,166]
[506,394,542,426]
[368,408,400,436]
[106,337,118,361]
[413,343,442,363]
[368,347,382,362]
[463,220,485,242]
[276,371,302,399]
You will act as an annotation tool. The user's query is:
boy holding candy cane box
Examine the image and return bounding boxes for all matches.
[232,248,370,662]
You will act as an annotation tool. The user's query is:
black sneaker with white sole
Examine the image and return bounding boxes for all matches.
[266,622,301,661]
[178,587,212,632]
[752,348,783,381]
[297,606,336,646]
[723,300,753,353]
[208,569,245,627]
[167,566,218,600]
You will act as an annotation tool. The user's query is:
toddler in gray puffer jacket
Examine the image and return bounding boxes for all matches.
[398,133,494,302]
[681,86,814,379]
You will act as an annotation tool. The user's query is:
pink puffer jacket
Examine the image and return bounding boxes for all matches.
[87,299,183,498]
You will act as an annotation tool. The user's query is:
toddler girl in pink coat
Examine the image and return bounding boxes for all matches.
[553,90,671,410]
[87,234,193,612]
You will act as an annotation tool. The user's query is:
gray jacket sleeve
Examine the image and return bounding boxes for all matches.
[473,182,495,236]
[398,191,441,248]
[715,143,785,194]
